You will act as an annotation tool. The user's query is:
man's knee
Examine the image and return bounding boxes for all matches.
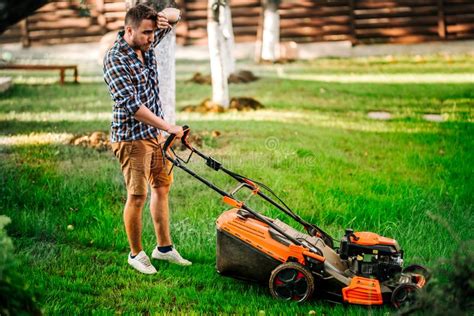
[152,185,171,197]
[126,194,147,209]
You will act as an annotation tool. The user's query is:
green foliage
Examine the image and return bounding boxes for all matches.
[0,216,41,316]
[0,216,13,277]
[404,241,474,315]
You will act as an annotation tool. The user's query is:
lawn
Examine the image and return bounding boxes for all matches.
[0,55,473,314]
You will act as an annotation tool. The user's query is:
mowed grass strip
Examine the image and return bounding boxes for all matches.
[0,56,473,314]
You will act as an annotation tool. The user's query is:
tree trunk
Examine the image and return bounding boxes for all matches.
[220,3,235,75]
[125,0,176,124]
[261,0,280,62]
[155,29,176,124]
[207,0,229,108]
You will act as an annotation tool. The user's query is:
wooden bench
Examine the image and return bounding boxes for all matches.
[0,64,78,85]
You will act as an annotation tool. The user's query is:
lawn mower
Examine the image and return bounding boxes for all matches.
[163,126,429,308]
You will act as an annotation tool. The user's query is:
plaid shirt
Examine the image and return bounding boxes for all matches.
[103,28,172,142]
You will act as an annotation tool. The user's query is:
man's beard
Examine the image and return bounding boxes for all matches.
[131,40,151,52]
[139,43,151,52]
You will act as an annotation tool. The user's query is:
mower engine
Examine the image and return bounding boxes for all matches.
[339,229,403,281]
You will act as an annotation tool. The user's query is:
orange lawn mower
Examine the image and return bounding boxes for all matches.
[163,126,430,308]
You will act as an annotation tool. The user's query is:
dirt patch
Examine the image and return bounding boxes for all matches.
[182,97,264,113]
[228,70,259,83]
[70,131,110,151]
[188,72,212,85]
[188,70,259,85]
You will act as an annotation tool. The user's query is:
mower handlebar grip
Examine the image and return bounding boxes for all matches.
[182,125,191,149]
[163,125,190,154]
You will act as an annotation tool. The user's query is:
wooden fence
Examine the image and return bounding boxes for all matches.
[1,0,473,46]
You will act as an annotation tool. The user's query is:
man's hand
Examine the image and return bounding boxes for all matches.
[167,125,184,138]
[161,8,181,24]
[156,12,171,29]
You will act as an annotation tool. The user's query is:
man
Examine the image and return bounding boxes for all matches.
[103,3,190,274]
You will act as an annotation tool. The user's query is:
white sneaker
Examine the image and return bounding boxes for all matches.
[152,247,192,266]
[128,251,157,274]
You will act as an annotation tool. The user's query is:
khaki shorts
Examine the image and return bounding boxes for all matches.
[112,136,173,195]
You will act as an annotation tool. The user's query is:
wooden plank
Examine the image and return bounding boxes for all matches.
[280,0,348,9]
[281,26,351,37]
[28,18,93,30]
[356,16,438,28]
[447,23,474,33]
[355,26,439,37]
[28,25,104,40]
[27,10,83,22]
[106,20,124,30]
[445,0,474,4]
[280,7,351,19]
[446,32,474,39]
[280,17,351,28]
[184,0,259,9]
[0,64,78,70]
[446,14,474,24]
[444,4,474,14]
[355,0,437,9]
[32,35,104,45]
[358,34,440,43]
[354,6,438,19]
[103,2,126,12]
[104,11,125,19]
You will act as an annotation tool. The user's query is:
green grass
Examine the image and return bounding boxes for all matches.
[0,55,473,314]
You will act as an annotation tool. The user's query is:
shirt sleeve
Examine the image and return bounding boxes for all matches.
[103,54,150,115]
[152,27,173,48]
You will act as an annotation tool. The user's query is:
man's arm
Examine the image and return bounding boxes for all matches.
[152,8,181,48]
[134,105,183,137]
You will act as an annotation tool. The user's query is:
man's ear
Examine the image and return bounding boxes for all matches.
[125,25,133,36]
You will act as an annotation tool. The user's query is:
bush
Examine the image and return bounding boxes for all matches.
[0,215,41,316]
[401,240,474,315]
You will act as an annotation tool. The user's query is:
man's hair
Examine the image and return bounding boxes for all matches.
[125,3,157,29]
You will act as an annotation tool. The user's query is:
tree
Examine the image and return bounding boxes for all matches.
[207,0,235,108]
[259,0,280,62]
[0,0,49,34]
[124,0,177,124]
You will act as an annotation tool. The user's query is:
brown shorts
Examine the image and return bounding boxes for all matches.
[112,136,173,195]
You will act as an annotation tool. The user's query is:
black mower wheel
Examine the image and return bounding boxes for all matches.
[269,262,315,303]
[403,264,431,282]
[391,283,420,309]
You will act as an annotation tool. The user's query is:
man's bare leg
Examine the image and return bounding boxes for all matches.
[124,193,147,255]
[150,185,191,265]
[150,185,171,246]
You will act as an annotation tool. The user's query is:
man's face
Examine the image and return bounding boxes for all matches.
[128,19,156,52]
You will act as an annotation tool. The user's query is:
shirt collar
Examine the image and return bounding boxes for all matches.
[117,30,141,63]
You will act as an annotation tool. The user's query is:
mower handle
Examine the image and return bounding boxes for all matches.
[163,125,190,154]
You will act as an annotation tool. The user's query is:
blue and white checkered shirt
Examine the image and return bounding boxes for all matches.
[103,28,171,142]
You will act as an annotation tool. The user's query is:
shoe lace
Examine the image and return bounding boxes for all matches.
[138,255,151,267]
